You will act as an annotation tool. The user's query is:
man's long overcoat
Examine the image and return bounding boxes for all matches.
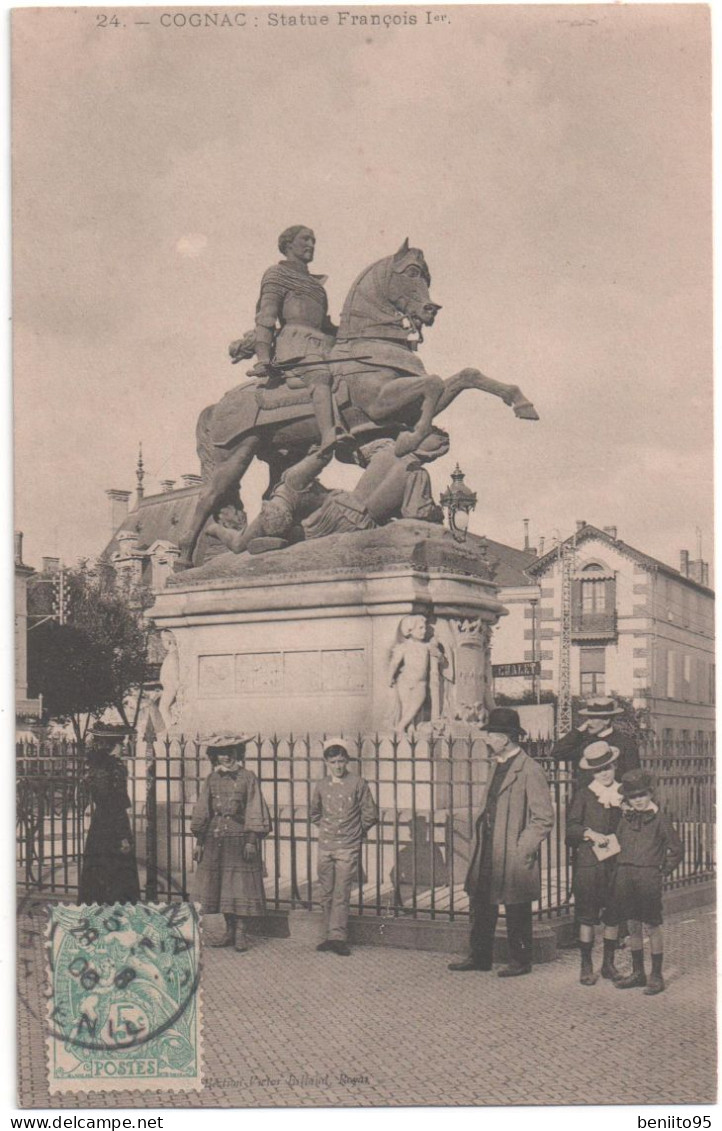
[465,751,554,905]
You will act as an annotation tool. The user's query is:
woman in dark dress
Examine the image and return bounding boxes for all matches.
[191,736,271,952]
[78,725,141,906]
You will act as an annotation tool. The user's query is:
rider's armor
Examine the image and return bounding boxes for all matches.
[254,261,343,451]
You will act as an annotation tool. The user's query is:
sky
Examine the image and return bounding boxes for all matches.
[11,4,712,571]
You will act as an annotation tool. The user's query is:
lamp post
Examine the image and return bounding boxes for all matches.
[440,464,477,543]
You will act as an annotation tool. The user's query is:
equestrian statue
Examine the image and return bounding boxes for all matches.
[177,228,539,568]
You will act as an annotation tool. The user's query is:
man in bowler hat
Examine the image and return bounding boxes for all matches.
[449,708,554,977]
[550,696,641,780]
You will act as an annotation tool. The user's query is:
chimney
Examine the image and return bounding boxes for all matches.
[106,489,132,536]
[575,519,586,533]
[161,479,176,493]
[181,474,203,489]
[523,518,530,551]
[538,536,545,557]
[680,549,689,577]
[14,531,24,567]
[42,556,60,575]
[603,525,618,540]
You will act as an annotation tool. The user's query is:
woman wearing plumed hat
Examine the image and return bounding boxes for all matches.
[565,741,624,985]
[79,723,141,906]
[191,736,271,952]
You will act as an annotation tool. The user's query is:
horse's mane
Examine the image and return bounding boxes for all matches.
[337,255,395,341]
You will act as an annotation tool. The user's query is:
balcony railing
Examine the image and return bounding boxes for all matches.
[571,611,617,640]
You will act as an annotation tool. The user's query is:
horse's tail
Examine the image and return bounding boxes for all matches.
[196,404,218,482]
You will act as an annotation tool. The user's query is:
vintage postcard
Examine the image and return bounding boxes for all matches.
[13,2,714,1112]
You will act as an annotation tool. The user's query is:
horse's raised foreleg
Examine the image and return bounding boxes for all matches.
[435,368,539,420]
[177,435,261,568]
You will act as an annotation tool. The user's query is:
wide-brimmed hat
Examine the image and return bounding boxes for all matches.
[479,708,527,739]
[578,697,624,719]
[579,741,619,772]
[621,769,654,798]
[204,734,252,757]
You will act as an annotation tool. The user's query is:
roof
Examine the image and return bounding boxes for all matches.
[469,534,537,587]
[526,524,714,596]
[103,486,201,558]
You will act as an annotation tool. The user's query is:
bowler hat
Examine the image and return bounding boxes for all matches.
[579,741,619,772]
[621,769,654,798]
[578,697,624,719]
[479,707,526,739]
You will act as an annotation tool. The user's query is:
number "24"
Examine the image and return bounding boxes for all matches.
[96,14,121,27]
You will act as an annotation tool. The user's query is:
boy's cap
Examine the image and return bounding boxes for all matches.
[579,741,619,772]
[621,769,654,797]
[322,738,349,758]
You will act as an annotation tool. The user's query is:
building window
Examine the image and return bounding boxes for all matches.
[666,650,676,699]
[662,728,674,753]
[682,654,692,701]
[680,729,691,755]
[580,647,605,697]
[572,563,617,641]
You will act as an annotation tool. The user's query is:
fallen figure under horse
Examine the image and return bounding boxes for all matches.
[177,239,539,568]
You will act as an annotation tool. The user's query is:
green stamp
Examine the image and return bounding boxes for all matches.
[46,903,202,1094]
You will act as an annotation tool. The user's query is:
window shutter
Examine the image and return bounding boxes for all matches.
[604,576,616,611]
[571,579,582,617]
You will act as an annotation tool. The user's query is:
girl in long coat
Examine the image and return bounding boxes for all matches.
[191,736,271,952]
[79,726,141,906]
[565,741,624,985]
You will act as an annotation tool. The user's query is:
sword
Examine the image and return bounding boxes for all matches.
[233,354,372,370]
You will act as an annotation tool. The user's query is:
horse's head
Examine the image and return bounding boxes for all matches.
[387,239,442,330]
[337,239,442,344]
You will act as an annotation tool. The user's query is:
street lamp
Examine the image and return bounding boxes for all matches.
[440,464,477,543]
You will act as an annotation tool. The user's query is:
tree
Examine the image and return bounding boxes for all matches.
[27,622,115,744]
[27,558,153,741]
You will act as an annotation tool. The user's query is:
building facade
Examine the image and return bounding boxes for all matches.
[491,524,715,744]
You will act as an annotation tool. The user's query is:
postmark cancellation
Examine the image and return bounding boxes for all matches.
[45,902,202,1094]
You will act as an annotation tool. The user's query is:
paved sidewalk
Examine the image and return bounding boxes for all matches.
[17,907,716,1108]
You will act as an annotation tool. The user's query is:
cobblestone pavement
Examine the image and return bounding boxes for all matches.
[17,907,716,1108]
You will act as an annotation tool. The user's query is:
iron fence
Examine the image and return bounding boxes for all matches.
[16,734,715,920]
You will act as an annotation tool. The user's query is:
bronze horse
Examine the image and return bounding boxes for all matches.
[178,240,538,567]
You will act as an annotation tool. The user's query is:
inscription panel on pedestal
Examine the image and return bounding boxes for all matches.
[321,649,366,692]
[235,652,283,694]
[197,648,367,697]
[198,654,235,697]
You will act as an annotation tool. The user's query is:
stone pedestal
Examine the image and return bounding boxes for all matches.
[148,521,506,739]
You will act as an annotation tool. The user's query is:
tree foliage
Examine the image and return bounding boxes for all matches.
[27,559,153,742]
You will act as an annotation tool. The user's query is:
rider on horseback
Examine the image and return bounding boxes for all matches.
[245,225,352,456]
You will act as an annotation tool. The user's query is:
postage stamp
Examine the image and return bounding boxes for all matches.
[45,902,202,1094]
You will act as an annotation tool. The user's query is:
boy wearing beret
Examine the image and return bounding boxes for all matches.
[611,769,683,995]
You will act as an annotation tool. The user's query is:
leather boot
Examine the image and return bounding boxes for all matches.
[579,942,597,986]
[600,938,622,981]
[643,954,664,995]
[615,948,647,989]
[208,913,235,948]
